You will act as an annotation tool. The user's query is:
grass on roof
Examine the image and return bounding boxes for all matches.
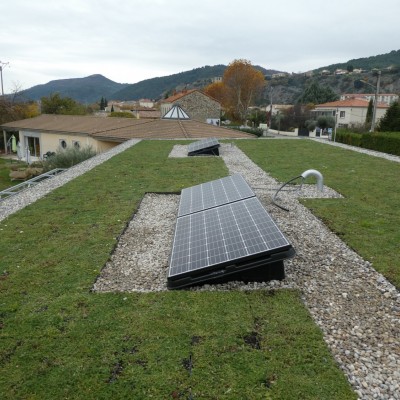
[236,139,400,289]
[0,158,28,192]
[0,140,360,399]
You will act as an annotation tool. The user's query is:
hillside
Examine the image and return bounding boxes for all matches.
[18,65,275,104]
[111,65,228,100]
[315,49,400,73]
[19,74,128,104]
[267,68,400,104]
[16,50,400,105]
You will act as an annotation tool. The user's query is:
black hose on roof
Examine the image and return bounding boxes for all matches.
[272,175,303,212]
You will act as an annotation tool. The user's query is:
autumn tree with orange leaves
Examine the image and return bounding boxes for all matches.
[204,59,266,123]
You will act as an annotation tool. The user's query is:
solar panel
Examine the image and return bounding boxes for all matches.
[178,174,255,217]
[168,197,295,289]
[188,138,220,156]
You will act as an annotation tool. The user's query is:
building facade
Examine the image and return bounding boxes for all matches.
[340,93,398,105]
[313,98,389,128]
[160,90,221,123]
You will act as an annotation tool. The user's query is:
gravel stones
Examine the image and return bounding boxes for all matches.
[93,193,179,293]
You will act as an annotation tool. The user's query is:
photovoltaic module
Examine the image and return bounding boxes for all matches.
[187,138,220,156]
[168,174,295,289]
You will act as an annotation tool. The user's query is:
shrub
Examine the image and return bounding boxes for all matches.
[361,132,400,155]
[335,129,400,156]
[43,145,97,171]
[335,130,362,146]
[109,111,134,118]
[230,126,263,137]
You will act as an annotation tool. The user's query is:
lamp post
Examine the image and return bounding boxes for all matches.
[354,70,381,132]
[0,61,9,97]
[333,108,338,142]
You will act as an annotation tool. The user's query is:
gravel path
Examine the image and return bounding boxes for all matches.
[95,143,399,400]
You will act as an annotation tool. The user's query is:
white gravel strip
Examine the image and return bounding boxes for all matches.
[95,143,399,400]
[0,139,141,222]
[311,138,400,163]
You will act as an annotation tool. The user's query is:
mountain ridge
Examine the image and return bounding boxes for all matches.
[17,50,400,105]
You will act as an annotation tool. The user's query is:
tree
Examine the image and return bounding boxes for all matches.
[298,81,338,104]
[305,119,317,132]
[247,108,267,127]
[41,93,87,115]
[366,98,373,125]
[99,97,105,110]
[0,82,40,124]
[222,59,266,123]
[204,81,226,104]
[273,104,312,131]
[317,115,335,130]
[378,101,400,131]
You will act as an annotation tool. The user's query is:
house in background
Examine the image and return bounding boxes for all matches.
[313,98,389,129]
[1,111,251,160]
[104,100,160,119]
[340,93,398,105]
[265,104,293,115]
[160,89,221,124]
[139,99,155,108]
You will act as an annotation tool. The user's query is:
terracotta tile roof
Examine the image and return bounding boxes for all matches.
[1,114,252,141]
[137,110,161,119]
[91,119,252,140]
[161,89,197,103]
[341,93,397,97]
[1,114,145,134]
[316,98,388,109]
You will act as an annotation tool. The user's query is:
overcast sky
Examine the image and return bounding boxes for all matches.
[2,0,400,94]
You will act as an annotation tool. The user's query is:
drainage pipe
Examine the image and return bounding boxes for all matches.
[301,169,324,192]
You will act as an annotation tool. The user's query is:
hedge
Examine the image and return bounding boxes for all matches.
[335,130,400,156]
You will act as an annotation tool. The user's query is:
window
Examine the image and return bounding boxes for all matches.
[73,141,80,149]
[25,136,41,157]
[339,111,345,118]
[59,139,67,149]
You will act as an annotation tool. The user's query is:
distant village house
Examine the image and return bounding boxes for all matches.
[160,89,221,124]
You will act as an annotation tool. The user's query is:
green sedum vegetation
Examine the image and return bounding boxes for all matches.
[0,141,356,399]
[237,139,400,288]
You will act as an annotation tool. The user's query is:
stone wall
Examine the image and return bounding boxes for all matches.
[175,91,221,122]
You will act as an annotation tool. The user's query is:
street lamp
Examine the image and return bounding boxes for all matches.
[0,61,10,96]
[333,108,338,142]
[354,70,381,132]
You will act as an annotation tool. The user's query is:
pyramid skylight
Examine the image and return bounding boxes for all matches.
[162,105,190,120]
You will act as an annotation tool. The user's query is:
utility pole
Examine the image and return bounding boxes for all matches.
[0,61,10,96]
[355,70,381,132]
[370,70,381,132]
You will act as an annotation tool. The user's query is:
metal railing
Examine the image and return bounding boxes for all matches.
[0,168,66,201]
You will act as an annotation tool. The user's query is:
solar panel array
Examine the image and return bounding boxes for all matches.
[178,174,255,217]
[168,174,295,289]
[188,138,220,156]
